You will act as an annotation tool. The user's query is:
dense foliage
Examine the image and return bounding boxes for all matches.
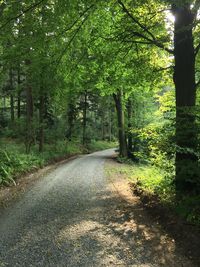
[1,0,200,223]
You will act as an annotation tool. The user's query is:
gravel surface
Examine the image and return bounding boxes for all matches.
[0,149,194,267]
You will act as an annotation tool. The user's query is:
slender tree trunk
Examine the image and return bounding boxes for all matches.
[25,60,34,153]
[173,5,198,193]
[3,96,6,115]
[10,94,14,122]
[113,89,128,157]
[39,95,44,152]
[82,91,87,145]
[17,67,21,119]
[109,102,112,142]
[26,84,33,153]
[9,69,14,123]
[101,111,105,140]
[17,92,21,119]
[127,98,133,157]
[66,102,76,141]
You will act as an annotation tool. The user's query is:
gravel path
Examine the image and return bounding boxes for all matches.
[0,149,194,267]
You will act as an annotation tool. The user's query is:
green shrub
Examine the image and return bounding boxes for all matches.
[128,165,175,203]
[0,148,44,186]
[0,139,115,187]
[88,140,117,152]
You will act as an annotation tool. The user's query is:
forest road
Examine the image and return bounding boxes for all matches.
[0,149,194,267]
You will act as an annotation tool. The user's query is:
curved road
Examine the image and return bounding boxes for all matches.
[0,149,194,267]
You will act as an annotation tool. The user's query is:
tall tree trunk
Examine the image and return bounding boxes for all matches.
[66,102,76,141]
[17,92,21,119]
[82,91,87,145]
[109,100,112,142]
[113,89,128,157]
[9,69,14,123]
[39,95,44,152]
[127,98,133,157]
[26,84,33,153]
[173,5,198,193]
[17,67,21,119]
[3,96,6,115]
[101,111,105,140]
[25,60,34,153]
[10,94,14,122]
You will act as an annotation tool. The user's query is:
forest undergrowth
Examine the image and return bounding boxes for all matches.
[109,158,200,227]
[0,138,116,186]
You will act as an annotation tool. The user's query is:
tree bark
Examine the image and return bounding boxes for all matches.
[82,91,87,145]
[17,67,21,119]
[173,5,198,193]
[10,94,14,122]
[25,60,34,153]
[17,92,21,119]
[9,69,14,123]
[127,98,133,157]
[101,110,105,140]
[66,101,76,141]
[26,84,33,153]
[113,89,128,157]
[109,98,113,142]
[39,95,44,152]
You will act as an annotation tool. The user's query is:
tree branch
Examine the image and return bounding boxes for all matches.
[129,30,174,54]
[117,0,156,40]
[153,66,174,72]
[55,14,90,67]
[117,0,174,54]
[149,9,171,21]
[0,0,46,30]
[123,40,152,45]
[55,4,95,38]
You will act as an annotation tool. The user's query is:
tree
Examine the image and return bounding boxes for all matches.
[113,0,200,194]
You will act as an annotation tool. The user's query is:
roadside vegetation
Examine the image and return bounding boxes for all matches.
[112,159,200,226]
[0,138,116,186]
[1,1,200,229]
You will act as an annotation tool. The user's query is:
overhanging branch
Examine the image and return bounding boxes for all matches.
[129,30,174,54]
[117,0,174,54]
[55,14,90,67]
[55,4,95,38]
[0,0,46,30]
[153,66,174,72]
[117,0,156,40]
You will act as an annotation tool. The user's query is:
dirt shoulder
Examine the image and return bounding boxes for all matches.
[105,157,200,267]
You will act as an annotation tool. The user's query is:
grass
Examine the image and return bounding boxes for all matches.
[127,165,175,203]
[107,159,200,226]
[0,138,116,186]
[112,158,175,203]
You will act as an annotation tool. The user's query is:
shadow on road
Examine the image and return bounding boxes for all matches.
[0,186,194,266]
